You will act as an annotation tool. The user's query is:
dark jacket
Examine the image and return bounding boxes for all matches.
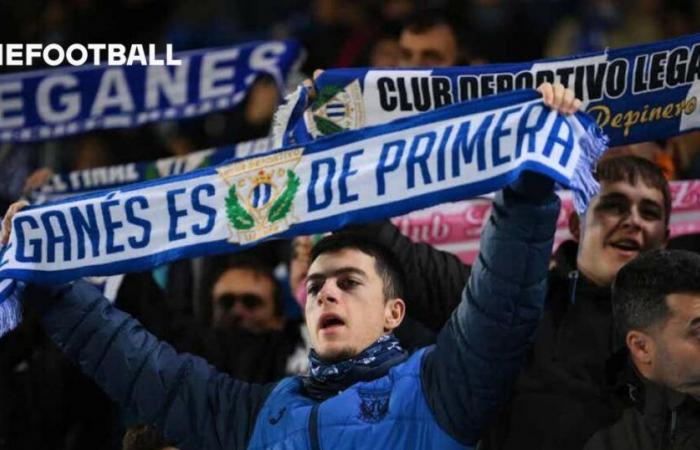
[583,352,700,450]
[117,269,305,384]
[486,240,618,449]
[487,241,700,450]
[175,321,305,384]
[30,187,558,449]
[0,307,121,450]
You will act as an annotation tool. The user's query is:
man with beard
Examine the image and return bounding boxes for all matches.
[171,258,308,383]
[584,249,700,449]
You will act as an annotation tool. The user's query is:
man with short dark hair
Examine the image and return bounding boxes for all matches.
[579,249,700,449]
[185,259,306,384]
[612,249,700,399]
[210,262,285,334]
[570,155,671,287]
[16,169,559,448]
[398,10,468,67]
[7,86,579,450]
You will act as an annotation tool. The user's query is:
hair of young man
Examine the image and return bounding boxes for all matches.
[310,232,406,301]
[596,155,672,226]
[122,424,173,450]
[212,255,284,317]
[612,249,700,343]
[402,8,471,64]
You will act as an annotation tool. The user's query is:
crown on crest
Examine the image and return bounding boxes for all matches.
[252,169,272,186]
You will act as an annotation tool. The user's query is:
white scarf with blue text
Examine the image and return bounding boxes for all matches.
[0,89,607,336]
[274,33,700,148]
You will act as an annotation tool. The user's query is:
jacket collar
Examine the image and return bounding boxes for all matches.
[612,351,691,414]
[551,240,611,306]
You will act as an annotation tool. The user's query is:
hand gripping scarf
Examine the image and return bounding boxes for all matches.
[274,33,700,148]
[0,89,607,336]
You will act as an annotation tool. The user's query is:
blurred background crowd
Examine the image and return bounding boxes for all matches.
[2,0,700,449]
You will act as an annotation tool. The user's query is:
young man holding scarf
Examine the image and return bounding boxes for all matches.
[351,153,681,450]
[2,85,578,449]
[367,154,674,449]
[484,155,672,450]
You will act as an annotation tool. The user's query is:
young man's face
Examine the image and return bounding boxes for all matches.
[648,293,700,399]
[211,268,280,334]
[576,179,668,286]
[398,24,458,67]
[305,248,403,361]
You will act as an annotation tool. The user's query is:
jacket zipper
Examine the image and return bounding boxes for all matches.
[666,409,677,449]
[309,404,320,450]
[568,270,579,305]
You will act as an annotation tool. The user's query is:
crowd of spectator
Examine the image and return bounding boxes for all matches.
[3,1,700,449]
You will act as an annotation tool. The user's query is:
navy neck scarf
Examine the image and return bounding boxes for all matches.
[303,334,408,402]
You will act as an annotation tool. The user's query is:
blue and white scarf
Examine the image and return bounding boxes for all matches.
[274,33,700,148]
[0,89,607,336]
[31,137,275,202]
[0,41,303,143]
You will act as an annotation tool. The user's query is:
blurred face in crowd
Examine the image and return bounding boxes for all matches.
[631,292,700,399]
[212,268,283,334]
[305,248,404,362]
[370,37,402,67]
[399,24,458,67]
[575,180,668,286]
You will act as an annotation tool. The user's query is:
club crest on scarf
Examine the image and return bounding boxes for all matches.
[0,90,609,340]
[216,148,303,244]
[304,80,365,138]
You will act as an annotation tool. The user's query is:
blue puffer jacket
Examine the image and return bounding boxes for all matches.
[33,187,559,449]
[248,348,463,450]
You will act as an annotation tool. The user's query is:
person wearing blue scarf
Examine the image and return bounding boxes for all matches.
[9,84,577,449]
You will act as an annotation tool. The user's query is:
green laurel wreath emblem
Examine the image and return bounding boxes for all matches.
[311,84,348,136]
[312,84,343,111]
[225,185,255,230]
[268,170,300,223]
[224,170,300,231]
[313,115,346,136]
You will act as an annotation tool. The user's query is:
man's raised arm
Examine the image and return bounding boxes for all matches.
[26,280,272,450]
[420,82,579,446]
[421,175,559,446]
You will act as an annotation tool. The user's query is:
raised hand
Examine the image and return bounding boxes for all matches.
[537,82,582,115]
